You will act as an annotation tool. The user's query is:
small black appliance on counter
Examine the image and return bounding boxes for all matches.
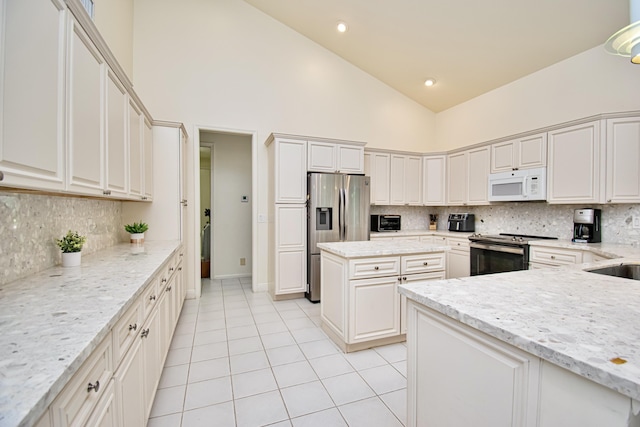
[371,214,401,232]
[447,213,475,232]
[572,208,601,243]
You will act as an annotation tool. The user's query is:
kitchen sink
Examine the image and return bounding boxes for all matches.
[586,263,640,280]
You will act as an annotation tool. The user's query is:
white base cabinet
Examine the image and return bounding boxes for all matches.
[446,236,470,279]
[406,300,640,427]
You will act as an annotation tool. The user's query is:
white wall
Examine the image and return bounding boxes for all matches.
[209,134,252,278]
[94,0,134,78]
[434,46,640,151]
[132,0,436,288]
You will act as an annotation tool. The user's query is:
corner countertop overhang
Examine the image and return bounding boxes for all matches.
[399,257,640,401]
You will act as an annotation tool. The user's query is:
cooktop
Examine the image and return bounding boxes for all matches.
[469,233,558,244]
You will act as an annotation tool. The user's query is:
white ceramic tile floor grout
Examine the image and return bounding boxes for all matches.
[147,277,407,427]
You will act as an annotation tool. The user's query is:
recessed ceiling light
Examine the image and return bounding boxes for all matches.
[337,21,348,33]
[424,78,436,87]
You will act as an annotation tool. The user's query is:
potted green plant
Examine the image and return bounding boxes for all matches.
[56,230,87,267]
[124,221,149,244]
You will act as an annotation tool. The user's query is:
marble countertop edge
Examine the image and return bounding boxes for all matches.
[399,272,640,402]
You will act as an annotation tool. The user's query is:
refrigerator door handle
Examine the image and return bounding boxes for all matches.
[339,188,346,241]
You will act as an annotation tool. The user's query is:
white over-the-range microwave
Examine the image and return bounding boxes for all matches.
[488,167,547,202]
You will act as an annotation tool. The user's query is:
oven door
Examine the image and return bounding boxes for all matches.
[470,242,527,276]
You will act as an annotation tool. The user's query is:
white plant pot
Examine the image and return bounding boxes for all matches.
[61,251,82,267]
[130,233,145,245]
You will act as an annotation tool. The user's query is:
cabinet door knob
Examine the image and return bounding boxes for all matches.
[129,323,137,331]
[0,171,4,181]
[87,380,100,393]
[423,261,429,266]
[550,255,556,259]
[374,266,379,270]
[178,267,182,271]
[607,199,612,203]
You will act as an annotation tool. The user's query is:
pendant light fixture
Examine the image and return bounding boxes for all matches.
[605,0,640,64]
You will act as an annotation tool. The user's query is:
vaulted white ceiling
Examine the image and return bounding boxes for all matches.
[242,0,630,112]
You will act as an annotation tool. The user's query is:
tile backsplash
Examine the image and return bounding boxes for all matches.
[371,203,640,244]
[0,191,123,286]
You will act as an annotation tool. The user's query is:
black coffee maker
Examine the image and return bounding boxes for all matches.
[572,208,601,243]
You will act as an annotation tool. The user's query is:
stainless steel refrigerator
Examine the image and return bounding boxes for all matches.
[307,172,370,302]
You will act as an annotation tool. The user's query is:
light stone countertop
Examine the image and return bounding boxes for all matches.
[0,241,181,427]
[317,240,449,258]
[399,257,640,401]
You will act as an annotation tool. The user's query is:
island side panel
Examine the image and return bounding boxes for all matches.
[407,299,540,427]
[320,251,347,340]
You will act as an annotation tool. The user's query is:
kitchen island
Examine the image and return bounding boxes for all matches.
[400,258,640,427]
[317,240,448,352]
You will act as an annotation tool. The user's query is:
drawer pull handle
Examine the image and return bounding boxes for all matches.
[140,328,150,338]
[166,285,172,292]
[149,295,156,301]
[403,276,407,281]
[87,380,100,393]
[0,171,4,181]
[180,253,184,257]
[374,266,379,270]
[397,277,402,282]
[169,267,174,272]
[129,323,137,331]
[161,278,167,284]
[423,262,429,266]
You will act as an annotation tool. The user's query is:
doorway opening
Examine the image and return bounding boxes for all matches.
[195,127,257,297]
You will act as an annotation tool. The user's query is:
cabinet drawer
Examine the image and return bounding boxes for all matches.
[112,300,143,364]
[51,333,113,427]
[446,237,470,250]
[529,246,582,266]
[141,277,159,321]
[349,257,400,279]
[402,253,446,274]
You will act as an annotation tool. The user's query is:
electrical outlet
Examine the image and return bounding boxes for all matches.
[634,216,640,229]
[240,258,246,266]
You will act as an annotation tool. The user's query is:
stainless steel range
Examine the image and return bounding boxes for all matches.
[469,233,558,276]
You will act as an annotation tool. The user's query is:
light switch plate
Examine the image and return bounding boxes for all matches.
[633,216,640,229]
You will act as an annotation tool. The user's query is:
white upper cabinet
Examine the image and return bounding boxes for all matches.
[422,155,446,206]
[336,144,364,173]
[467,146,490,205]
[106,70,128,198]
[143,118,153,201]
[390,154,422,205]
[128,100,143,198]
[0,0,66,191]
[272,137,307,204]
[447,152,467,205]
[547,121,602,204]
[491,133,547,173]
[364,151,391,205]
[605,117,640,203]
[307,141,335,172]
[307,140,364,173]
[446,146,490,205]
[66,14,105,195]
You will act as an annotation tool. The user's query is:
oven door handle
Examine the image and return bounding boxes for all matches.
[469,241,525,255]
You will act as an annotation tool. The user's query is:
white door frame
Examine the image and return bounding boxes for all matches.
[193,125,258,297]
